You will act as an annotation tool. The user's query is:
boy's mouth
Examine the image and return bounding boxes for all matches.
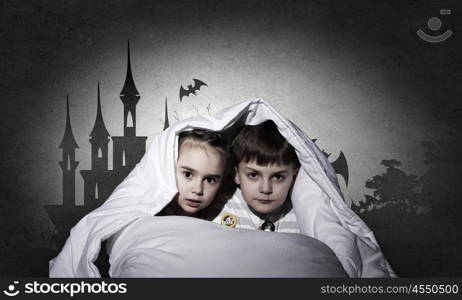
[255,199,273,204]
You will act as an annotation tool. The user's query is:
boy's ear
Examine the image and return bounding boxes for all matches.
[289,167,300,191]
[234,167,240,185]
[294,166,299,175]
[293,167,300,180]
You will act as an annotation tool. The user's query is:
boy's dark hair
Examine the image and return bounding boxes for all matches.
[231,120,299,167]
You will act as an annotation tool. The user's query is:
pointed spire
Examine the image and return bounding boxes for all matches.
[90,82,110,138]
[120,40,140,98]
[163,97,169,130]
[59,94,79,149]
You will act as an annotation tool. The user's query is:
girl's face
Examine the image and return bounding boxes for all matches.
[174,141,226,217]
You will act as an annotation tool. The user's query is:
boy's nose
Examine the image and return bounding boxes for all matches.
[259,179,272,195]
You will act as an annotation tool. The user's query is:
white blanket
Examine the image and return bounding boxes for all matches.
[109,216,347,278]
[49,98,395,277]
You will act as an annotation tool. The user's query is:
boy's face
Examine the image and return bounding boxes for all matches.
[235,160,298,215]
[175,142,226,217]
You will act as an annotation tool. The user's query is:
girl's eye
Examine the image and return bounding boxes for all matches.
[205,177,217,184]
[247,173,258,179]
[183,171,193,178]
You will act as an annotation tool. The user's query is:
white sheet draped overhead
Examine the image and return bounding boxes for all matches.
[49,99,396,278]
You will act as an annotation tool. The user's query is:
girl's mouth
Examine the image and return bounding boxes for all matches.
[185,199,201,208]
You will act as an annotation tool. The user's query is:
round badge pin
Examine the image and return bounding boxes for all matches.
[260,220,275,232]
[220,213,238,228]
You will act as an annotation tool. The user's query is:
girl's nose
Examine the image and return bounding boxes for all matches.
[192,179,204,195]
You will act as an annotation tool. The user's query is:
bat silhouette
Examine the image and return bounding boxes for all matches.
[330,151,349,186]
[312,139,349,186]
[179,79,208,102]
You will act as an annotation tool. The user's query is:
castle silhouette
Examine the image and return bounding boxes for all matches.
[45,42,348,250]
[45,42,169,248]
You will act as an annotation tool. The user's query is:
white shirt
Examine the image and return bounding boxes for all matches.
[209,189,301,233]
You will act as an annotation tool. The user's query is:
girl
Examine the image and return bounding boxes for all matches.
[158,129,230,218]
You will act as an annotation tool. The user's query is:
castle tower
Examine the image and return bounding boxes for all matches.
[163,97,169,130]
[58,95,79,208]
[112,42,147,170]
[120,41,140,137]
[80,82,112,208]
[89,82,110,171]
[46,95,85,248]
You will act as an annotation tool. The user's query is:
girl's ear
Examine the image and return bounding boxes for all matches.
[234,167,240,185]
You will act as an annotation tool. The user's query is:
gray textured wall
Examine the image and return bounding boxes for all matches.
[1,0,461,276]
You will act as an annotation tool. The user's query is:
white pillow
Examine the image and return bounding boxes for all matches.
[109,216,347,278]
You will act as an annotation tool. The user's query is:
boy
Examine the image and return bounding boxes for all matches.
[211,120,300,232]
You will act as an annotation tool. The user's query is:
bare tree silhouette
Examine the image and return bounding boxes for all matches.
[351,147,462,277]
[192,104,200,115]
[352,159,419,215]
[173,111,180,122]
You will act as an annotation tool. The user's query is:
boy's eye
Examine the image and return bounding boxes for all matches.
[272,174,285,181]
[183,171,193,178]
